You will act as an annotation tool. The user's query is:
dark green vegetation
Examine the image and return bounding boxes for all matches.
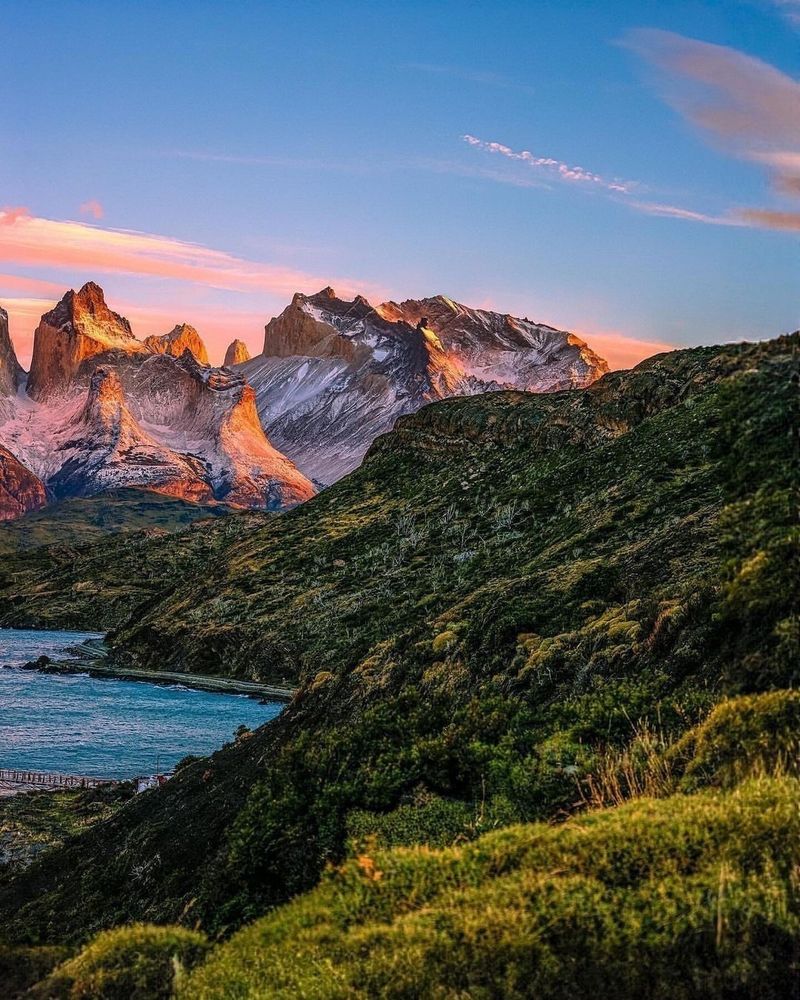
[0,335,796,996]
[0,489,233,555]
[182,776,799,999]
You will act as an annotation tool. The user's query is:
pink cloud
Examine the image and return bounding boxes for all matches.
[623,29,800,226]
[0,272,66,296]
[0,209,383,301]
[737,208,800,231]
[627,200,747,226]
[79,199,104,220]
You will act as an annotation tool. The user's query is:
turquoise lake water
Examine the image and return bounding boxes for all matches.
[0,628,282,779]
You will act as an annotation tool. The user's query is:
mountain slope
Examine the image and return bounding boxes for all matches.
[0,334,794,945]
[239,288,608,485]
[0,284,315,513]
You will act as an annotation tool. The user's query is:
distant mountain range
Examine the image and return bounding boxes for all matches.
[0,282,608,519]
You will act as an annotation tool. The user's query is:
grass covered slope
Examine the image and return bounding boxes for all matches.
[182,777,799,1000]
[0,489,232,558]
[0,335,796,946]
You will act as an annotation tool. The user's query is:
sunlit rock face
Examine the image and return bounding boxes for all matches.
[0,284,315,517]
[0,445,47,521]
[144,323,210,365]
[224,339,251,366]
[27,282,147,401]
[241,288,609,486]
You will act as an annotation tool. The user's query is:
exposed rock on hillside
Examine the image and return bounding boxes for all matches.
[0,446,47,521]
[0,307,23,398]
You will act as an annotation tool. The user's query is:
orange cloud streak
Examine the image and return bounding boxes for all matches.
[0,209,381,301]
[573,328,674,371]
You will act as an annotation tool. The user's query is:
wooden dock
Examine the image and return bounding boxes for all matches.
[0,767,115,791]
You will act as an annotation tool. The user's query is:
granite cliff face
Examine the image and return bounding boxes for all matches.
[144,323,210,365]
[239,288,608,484]
[26,282,146,401]
[224,339,251,366]
[0,284,315,516]
[0,445,47,521]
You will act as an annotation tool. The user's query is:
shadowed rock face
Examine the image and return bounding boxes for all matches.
[144,324,210,365]
[0,308,24,398]
[242,288,609,485]
[224,339,251,366]
[0,446,47,521]
[0,284,315,516]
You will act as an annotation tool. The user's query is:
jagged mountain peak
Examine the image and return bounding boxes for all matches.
[224,339,251,366]
[45,281,136,342]
[1,282,316,515]
[144,323,209,365]
[26,283,145,401]
[244,287,609,486]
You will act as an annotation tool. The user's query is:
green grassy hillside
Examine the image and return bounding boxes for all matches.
[0,336,796,983]
[0,489,233,558]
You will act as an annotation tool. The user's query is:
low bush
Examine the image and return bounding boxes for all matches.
[31,924,209,999]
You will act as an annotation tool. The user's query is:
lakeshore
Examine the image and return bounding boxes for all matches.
[15,638,296,703]
[0,628,287,782]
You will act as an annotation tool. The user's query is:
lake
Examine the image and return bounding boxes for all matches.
[0,628,283,779]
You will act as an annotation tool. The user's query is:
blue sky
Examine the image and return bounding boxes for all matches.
[0,0,797,366]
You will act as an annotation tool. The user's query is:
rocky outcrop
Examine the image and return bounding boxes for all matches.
[47,366,214,502]
[224,339,251,366]
[26,282,146,401]
[0,445,47,521]
[144,324,210,365]
[0,308,23,397]
[0,284,315,516]
[242,288,609,485]
[377,294,608,391]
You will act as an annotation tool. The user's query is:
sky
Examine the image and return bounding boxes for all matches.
[0,0,797,368]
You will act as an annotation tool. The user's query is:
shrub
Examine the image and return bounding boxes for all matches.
[32,924,209,999]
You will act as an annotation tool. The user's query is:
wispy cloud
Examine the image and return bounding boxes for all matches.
[462,135,635,193]
[79,199,104,220]
[738,208,800,230]
[622,28,800,230]
[0,208,380,300]
[626,200,748,227]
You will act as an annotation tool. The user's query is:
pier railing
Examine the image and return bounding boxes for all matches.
[0,768,114,789]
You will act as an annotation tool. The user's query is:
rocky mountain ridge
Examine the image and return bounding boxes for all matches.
[0,283,315,517]
[0,280,611,518]
[239,288,608,484]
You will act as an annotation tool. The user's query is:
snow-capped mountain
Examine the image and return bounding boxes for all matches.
[0,283,315,517]
[238,288,608,485]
